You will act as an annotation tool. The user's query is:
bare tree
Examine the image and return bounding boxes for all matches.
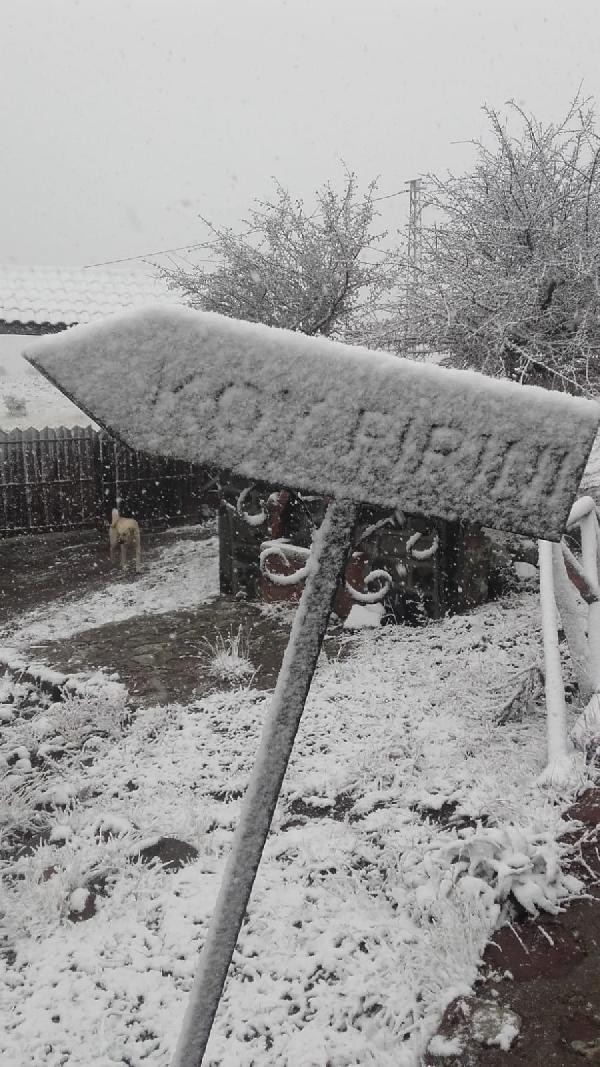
[403,93,600,396]
[158,171,397,343]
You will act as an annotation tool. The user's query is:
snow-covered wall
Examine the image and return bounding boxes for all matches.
[25,307,600,540]
[0,334,93,430]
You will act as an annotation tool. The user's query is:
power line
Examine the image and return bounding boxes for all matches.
[83,242,217,269]
[83,189,412,269]
[372,189,410,202]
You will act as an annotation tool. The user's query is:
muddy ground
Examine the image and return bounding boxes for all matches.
[0,523,347,705]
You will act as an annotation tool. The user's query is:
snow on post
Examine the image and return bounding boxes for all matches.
[172,497,359,1066]
[537,540,573,786]
[24,306,600,540]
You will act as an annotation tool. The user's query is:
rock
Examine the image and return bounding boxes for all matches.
[131,643,164,656]
[131,653,156,667]
[136,837,198,872]
[68,888,96,922]
[484,919,586,981]
[470,1001,521,1050]
[570,1038,600,1060]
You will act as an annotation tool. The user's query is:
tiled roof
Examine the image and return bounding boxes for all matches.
[0,264,182,326]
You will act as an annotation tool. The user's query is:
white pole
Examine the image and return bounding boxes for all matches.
[539,540,570,770]
[579,509,600,690]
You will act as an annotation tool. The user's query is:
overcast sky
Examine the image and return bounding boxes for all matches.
[3,0,600,269]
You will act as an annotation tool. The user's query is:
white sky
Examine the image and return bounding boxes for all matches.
[3,0,600,269]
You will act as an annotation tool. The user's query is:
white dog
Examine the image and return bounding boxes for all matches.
[109,508,142,573]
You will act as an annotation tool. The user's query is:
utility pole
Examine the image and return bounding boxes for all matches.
[405,178,423,354]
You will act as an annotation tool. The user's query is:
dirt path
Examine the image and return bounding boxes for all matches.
[28,598,303,705]
[0,525,209,625]
[0,521,346,705]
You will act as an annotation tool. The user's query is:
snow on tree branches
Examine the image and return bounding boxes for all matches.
[157,171,398,344]
[402,93,600,397]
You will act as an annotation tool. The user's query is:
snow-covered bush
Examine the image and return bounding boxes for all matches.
[3,392,27,417]
[47,687,130,747]
[158,169,397,344]
[400,822,583,921]
[199,626,256,684]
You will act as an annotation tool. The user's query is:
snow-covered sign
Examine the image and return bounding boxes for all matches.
[24,306,600,540]
[22,307,600,1066]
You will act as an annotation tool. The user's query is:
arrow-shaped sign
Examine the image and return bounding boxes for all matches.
[25,306,600,540]
[24,308,600,1065]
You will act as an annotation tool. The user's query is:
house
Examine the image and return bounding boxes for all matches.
[0,266,213,534]
[0,264,182,430]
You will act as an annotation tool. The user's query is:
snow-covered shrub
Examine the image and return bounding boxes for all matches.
[0,827,146,942]
[47,687,129,747]
[199,626,255,684]
[0,774,42,837]
[3,392,27,418]
[401,823,583,920]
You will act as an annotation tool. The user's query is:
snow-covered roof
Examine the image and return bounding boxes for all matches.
[0,264,182,327]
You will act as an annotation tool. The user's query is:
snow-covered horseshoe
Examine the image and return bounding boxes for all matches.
[235,485,267,527]
[345,567,392,604]
[259,538,311,585]
[25,307,600,1066]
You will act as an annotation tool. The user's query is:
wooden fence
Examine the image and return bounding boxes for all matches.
[0,426,217,536]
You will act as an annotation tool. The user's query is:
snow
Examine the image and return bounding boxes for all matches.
[470,1002,521,1050]
[0,530,593,1064]
[0,264,182,327]
[25,306,600,539]
[343,602,384,629]
[428,1033,464,1057]
[514,561,538,580]
[1,536,218,646]
[68,887,91,914]
[0,334,93,430]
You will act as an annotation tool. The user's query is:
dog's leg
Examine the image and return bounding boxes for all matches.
[134,531,142,573]
[120,541,127,571]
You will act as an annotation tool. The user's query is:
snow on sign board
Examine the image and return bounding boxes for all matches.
[24,306,600,540]
[22,307,600,1065]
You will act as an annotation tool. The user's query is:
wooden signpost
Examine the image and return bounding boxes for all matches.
[26,309,600,1065]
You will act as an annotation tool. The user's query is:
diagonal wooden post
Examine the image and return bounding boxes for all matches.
[171,496,359,1067]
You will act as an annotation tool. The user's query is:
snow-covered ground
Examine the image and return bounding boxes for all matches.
[1,536,219,649]
[0,540,593,1066]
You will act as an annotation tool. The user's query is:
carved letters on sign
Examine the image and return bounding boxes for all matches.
[162,376,582,527]
[208,381,571,497]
